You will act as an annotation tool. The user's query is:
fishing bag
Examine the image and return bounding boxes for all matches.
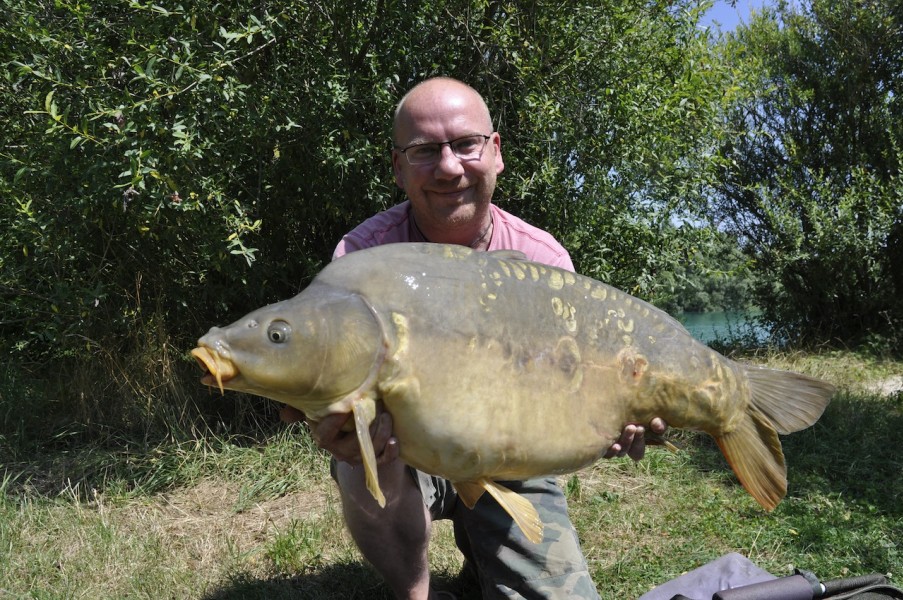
[639,553,902,600]
[709,569,903,600]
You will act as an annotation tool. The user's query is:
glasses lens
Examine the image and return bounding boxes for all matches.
[451,136,488,160]
[403,135,489,165]
[407,145,440,164]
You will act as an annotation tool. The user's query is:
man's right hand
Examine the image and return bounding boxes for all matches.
[280,405,400,466]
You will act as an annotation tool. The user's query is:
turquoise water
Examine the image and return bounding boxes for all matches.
[678,311,767,344]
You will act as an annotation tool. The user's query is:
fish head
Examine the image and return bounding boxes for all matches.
[191,283,384,415]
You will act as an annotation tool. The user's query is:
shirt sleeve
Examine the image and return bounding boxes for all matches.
[552,252,576,273]
[332,235,367,261]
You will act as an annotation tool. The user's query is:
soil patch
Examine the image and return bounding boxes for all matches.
[865,375,903,396]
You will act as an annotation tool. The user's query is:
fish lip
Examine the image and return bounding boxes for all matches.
[190,346,239,394]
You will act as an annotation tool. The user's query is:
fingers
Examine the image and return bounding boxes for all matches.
[311,412,355,460]
[603,424,640,459]
[626,424,647,461]
[602,443,621,459]
[279,405,305,424]
[604,417,669,462]
[371,412,400,465]
[305,410,400,466]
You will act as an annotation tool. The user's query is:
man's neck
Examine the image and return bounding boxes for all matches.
[410,207,494,251]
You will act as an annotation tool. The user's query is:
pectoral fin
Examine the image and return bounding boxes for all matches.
[455,479,544,544]
[351,398,385,507]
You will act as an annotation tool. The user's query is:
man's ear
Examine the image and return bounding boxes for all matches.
[492,132,504,175]
[392,150,406,189]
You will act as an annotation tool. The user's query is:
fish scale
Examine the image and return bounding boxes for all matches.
[192,242,834,543]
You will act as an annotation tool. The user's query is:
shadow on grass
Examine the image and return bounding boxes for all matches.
[784,390,903,510]
[201,562,390,600]
[685,388,903,517]
[0,384,295,502]
[201,561,475,600]
[0,359,292,501]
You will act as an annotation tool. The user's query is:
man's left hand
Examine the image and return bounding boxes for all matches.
[603,418,668,461]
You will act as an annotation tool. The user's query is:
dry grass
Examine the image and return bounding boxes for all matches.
[117,479,335,572]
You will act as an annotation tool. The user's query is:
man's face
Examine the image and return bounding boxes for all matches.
[392,82,504,236]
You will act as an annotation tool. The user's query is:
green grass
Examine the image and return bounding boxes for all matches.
[1,351,900,598]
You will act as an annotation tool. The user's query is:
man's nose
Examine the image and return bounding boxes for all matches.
[433,144,465,178]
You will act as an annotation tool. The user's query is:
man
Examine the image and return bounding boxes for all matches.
[283,77,666,599]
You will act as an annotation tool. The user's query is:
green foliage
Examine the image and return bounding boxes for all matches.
[711,0,903,349]
[1,2,284,399]
[472,1,735,300]
[8,0,898,436]
[2,0,735,434]
[656,229,757,314]
[266,519,326,575]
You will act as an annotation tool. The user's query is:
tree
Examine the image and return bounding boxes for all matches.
[1,0,731,431]
[711,0,903,350]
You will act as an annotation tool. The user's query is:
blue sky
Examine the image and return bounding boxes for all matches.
[699,0,767,31]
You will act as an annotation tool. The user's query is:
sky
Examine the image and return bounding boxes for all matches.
[699,0,767,31]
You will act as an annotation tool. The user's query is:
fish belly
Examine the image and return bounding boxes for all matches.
[380,317,638,482]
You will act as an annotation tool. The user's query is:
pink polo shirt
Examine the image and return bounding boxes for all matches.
[333,201,575,272]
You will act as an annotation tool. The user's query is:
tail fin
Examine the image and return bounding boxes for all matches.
[715,407,787,510]
[715,367,834,511]
[745,366,834,434]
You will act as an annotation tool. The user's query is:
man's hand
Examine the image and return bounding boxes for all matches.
[280,405,400,466]
[603,417,667,461]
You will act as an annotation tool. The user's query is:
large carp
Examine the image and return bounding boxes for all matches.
[192,243,833,543]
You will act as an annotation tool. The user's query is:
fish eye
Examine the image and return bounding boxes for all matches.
[267,321,291,343]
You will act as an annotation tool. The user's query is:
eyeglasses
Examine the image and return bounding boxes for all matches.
[396,134,491,165]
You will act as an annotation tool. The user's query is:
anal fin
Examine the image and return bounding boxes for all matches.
[457,479,544,544]
[453,480,487,509]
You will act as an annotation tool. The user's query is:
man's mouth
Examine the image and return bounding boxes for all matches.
[430,187,471,199]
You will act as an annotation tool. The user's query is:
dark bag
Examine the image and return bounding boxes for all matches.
[707,569,903,600]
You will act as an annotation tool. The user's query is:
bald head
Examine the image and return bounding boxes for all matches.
[393,78,493,145]
[389,77,504,248]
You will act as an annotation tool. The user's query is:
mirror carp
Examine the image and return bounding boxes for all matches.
[192,243,834,543]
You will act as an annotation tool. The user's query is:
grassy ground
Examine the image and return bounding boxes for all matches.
[1,350,901,599]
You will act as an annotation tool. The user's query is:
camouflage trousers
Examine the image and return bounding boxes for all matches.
[415,469,601,600]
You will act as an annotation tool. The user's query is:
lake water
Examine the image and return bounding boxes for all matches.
[678,311,768,344]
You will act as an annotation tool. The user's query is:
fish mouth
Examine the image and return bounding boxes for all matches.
[190,346,238,394]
